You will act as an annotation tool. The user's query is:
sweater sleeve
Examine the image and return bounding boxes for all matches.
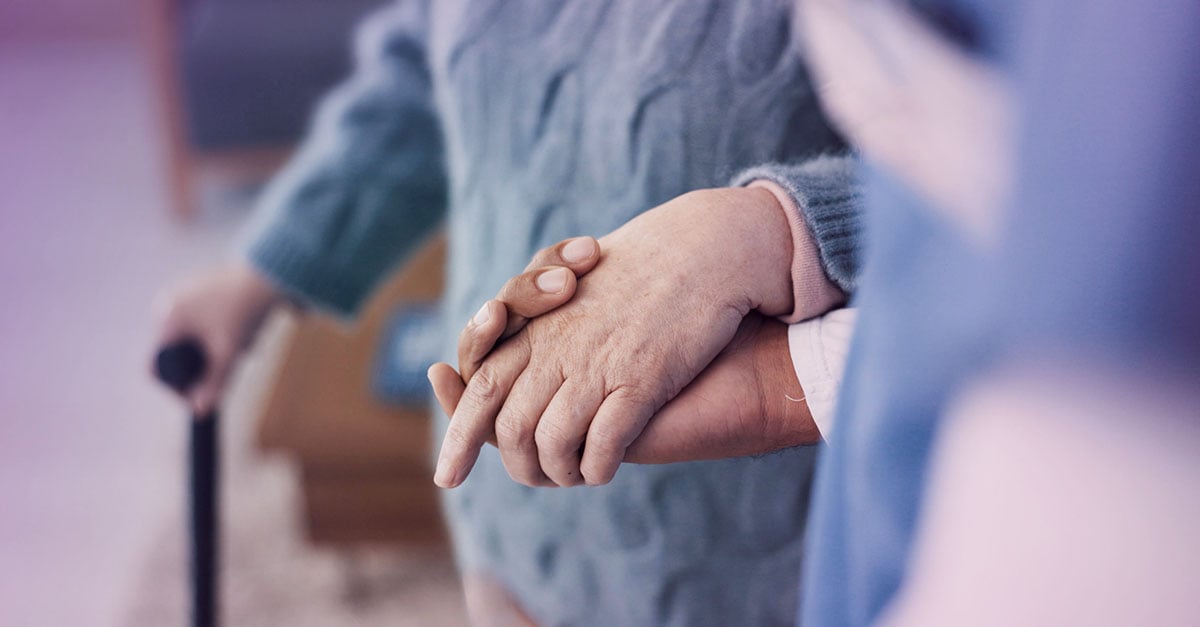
[241,0,447,316]
[731,154,863,320]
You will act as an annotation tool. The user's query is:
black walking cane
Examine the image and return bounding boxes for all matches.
[154,339,219,627]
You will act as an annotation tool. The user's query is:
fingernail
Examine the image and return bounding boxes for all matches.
[472,302,491,325]
[536,268,569,293]
[434,462,453,488]
[562,237,595,263]
[434,455,461,488]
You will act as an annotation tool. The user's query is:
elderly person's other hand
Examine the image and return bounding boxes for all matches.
[152,263,289,414]
[433,187,798,488]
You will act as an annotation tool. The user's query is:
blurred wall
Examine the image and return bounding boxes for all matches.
[0,0,139,43]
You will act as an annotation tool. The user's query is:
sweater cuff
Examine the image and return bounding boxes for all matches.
[245,228,374,317]
[748,179,846,322]
[732,156,862,307]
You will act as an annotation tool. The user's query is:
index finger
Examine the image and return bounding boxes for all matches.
[434,340,530,488]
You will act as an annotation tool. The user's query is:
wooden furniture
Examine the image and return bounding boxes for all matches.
[257,235,449,547]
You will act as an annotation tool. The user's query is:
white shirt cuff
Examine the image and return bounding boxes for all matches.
[787,308,857,439]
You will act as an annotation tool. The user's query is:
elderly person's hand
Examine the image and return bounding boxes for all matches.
[152,263,290,413]
[432,187,799,488]
[431,301,819,473]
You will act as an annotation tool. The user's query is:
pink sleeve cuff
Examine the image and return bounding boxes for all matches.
[748,179,847,323]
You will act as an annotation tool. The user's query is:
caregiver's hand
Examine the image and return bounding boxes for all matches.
[434,187,796,489]
[623,312,819,463]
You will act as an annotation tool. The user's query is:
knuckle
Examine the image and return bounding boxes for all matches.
[612,382,659,409]
[587,423,628,455]
[494,412,535,448]
[534,419,575,453]
[468,366,503,404]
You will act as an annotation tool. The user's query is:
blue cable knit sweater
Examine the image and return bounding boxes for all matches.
[245,2,862,625]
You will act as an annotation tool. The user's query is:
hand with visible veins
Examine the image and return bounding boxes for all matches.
[430,187,807,489]
[428,237,818,483]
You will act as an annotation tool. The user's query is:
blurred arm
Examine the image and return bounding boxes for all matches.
[882,360,1200,627]
[243,0,448,316]
[885,0,1200,623]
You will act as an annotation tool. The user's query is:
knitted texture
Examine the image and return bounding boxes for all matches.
[243,0,446,315]
[244,2,862,625]
[733,156,864,294]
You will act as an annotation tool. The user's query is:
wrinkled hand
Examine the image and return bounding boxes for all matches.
[433,187,796,488]
[429,236,604,452]
[430,283,819,478]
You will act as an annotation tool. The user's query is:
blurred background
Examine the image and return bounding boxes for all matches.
[0,1,465,624]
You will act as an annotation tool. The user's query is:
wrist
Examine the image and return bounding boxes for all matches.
[746,179,847,321]
[726,186,796,316]
[753,318,820,446]
[232,262,288,314]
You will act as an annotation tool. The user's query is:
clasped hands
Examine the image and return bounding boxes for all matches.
[429,188,821,489]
